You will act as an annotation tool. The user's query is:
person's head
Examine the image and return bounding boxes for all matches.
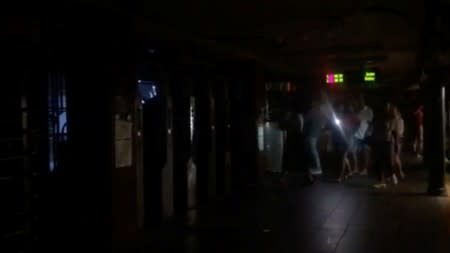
[392,105,401,117]
[385,102,392,113]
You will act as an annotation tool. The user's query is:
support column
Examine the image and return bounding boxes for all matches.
[229,79,245,192]
[425,72,447,195]
[65,62,114,252]
[419,0,447,196]
[54,8,137,252]
[171,73,191,216]
[242,77,258,186]
[253,66,265,185]
[194,77,212,205]
[112,77,139,244]
[214,79,228,195]
[141,83,167,226]
[229,71,258,191]
[63,12,136,251]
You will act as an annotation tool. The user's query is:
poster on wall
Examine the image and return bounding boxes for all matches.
[115,114,133,168]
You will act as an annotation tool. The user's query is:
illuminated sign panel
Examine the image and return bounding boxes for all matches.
[326,73,344,84]
[364,72,376,82]
[138,80,158,104]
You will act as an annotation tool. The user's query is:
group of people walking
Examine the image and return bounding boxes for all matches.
[282,94,421,188]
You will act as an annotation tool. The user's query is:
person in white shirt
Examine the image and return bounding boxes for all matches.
[354,97,374,175]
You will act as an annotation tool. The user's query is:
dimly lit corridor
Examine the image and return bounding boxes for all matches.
[3,1,450,252]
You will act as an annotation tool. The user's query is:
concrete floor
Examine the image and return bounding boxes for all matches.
[140,166,450,253]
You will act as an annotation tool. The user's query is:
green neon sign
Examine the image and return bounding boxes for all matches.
[364,72,376,82]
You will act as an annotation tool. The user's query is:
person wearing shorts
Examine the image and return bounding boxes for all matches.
[391,105,405,180]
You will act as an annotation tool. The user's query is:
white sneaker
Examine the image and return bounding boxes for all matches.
[373,183,387,189]
[392,174,398,185]
[309,168,322,176]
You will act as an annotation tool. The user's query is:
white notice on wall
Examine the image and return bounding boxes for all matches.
[115,117,133,168]
[115,118,132,139]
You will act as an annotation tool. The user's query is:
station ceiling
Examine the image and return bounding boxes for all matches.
[13,0,450,86]
[134,0,427,84]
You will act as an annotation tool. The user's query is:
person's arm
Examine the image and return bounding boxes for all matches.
[386,120,395,142]
[298,114,304,133]
[368,109,374,123]
[393,118,404,152]
[398,118,404,138]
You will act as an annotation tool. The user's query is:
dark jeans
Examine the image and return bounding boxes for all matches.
[305,136,322,175]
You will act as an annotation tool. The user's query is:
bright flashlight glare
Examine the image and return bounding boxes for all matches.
[334,118,341,126]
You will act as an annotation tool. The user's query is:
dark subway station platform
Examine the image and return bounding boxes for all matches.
[143,171,450,253]
[3,1,450,253]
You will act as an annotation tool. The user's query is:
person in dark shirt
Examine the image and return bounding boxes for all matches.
[303,102,326,179]
[282,111,304,174]
[373,102,394,189]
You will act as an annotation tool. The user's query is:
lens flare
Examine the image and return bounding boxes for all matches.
[334,118,341,126]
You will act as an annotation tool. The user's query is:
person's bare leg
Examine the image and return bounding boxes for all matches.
[396,142,405,178]
[413,138,418,154]
[345,156,352,176]
[375,170,387,188]
[349,150,357,175]
[396,154,405,179]
[374,148,387,189]
[419,139,423,155]
[385,142,399,184]
[360,146,370,175]
[390,155,400,184]
[418,126,424,156]
[338,152,347,182]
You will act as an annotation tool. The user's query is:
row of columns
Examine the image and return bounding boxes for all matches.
[169,69,263,216]
[60,54,264,251]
